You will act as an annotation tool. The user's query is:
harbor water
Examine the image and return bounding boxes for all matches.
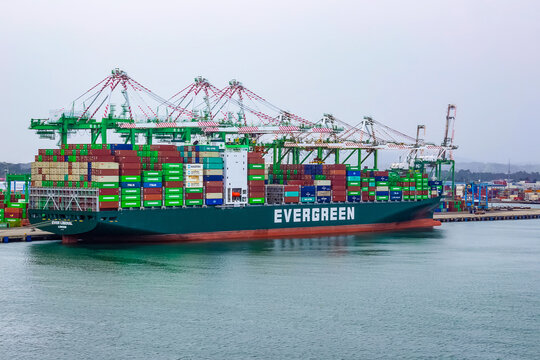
[1,221,539,359]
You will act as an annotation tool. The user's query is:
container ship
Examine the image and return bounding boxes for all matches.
[27,70,454,243]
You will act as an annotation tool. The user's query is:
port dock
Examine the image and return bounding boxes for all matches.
[0,227,55,243]
[434,208,540,222]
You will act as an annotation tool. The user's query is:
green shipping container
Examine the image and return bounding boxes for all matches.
[121,175,141,182]
[99,195,119,202]
[347,181,361,186]
[164,188,183,194]
[185,199,203,206]
[248,175,264,181]
[164,175,183,181]
[361,187,369,191]
[163,170,183,176]
[368,191,376,196]
[143,200,162,207]
[94,182,119,189]
[347,191,361,196]
[376,181,388,186]
[164,199,183,206]
[142,170,162,177]
[121,195,141,201]
[248,164,265,169]
[143,176,162,182]
[403,195,410,200]
[164,193,183,200]
[300,197,315,202]
[162,163,183,170]
[248,197,265,204]
[121,188,140,195]
[376,196,389,201]
[390,186,402,191]
[185,187,203,193]
[121,201,141,208]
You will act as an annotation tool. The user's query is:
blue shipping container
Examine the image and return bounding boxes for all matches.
[316,185,331,191]
[205,199,223,206]
[143,182,162,188]
[376,191,389,196]
[347,171,361,176]
[120,182,141,188]
[316,196,331,203]
[347,195,361,202]
[203,175,224,181]
[111,144,133,150]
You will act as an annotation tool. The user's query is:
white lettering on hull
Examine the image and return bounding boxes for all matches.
[273,207,355,224]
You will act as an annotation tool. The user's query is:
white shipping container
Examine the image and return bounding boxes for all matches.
[185,182,204,188]
[92,175,119,182]
[92,162,119,170]
[185,164,204,169]
[185,169,203,176]
[199,152,220,158]
[314,180,332,186]
[203,169,223,176]
[205,192,223,199]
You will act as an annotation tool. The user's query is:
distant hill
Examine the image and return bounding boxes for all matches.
[0,162,31,176]
[456,162,540,173]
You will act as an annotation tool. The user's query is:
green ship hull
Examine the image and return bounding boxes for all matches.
[28,197,441,243]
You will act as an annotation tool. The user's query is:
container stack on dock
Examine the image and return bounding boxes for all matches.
[0,194,27,228]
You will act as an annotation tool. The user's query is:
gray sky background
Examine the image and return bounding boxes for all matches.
[1,0,539,164]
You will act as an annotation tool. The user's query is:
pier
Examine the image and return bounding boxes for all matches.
[434,208,540,222]
[0,227,55,243]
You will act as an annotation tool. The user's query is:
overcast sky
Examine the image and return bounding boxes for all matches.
[1,0,539,164]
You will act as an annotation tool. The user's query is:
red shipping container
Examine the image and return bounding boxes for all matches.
[163,181,184,188]
[99,188,120,196]
[333,190,346,196]
[149,145,177,151]
[248,191,265,198]
[91,169,119,176]
[99,201,119,209]
[120,169,141,176]
[333,185,346,191]
[347,186,361,191]
[115,156,140,163]
[113,150,138,156]
[205,185,223,193]
[204,181,223,187]
[283,197,299,203]
[287,180,304,186]
[143,194,162,201]
[332,196,346,202]
[88,149,112,156]
[284,185,300,191]
[248,169,265,175]
[185,192,204,200]
[142,188,162,194]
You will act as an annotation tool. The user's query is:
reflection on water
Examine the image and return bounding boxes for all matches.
[28,228,444,267]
